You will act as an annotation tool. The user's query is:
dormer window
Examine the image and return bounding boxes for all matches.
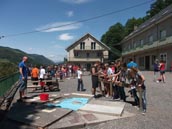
[91,42,96,50]
[80,42,85,50]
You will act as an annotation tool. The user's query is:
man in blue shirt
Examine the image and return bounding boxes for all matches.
[18,56,28,101]
[127,58,138,68]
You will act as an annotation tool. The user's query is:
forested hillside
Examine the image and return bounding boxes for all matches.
[0,46,55,77]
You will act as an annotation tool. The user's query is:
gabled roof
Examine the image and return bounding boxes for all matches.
[65,33,110,52]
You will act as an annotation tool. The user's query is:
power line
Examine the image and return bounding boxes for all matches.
[2,0,154,38]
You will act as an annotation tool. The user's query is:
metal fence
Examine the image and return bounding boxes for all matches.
[0,72,19,97]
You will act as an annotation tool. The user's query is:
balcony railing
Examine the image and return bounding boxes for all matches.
[67,57,107,62]
[74,46,105,51]
[122,35,172,55]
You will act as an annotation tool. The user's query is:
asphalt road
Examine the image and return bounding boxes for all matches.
[80,71,172,129]
[1,71,172,129]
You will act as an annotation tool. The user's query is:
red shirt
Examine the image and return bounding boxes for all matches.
[160,63,165,71]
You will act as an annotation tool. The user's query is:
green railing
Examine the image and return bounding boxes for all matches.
[0,72,19,97]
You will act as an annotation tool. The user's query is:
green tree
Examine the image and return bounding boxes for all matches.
[146,0,172,19]
[101,23,125,60]
[101,23,125,47]
[0,60,18,78]
[124,17,145,36]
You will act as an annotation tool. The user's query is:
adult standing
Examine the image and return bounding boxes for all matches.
[91,62,99,98]
[114,60,126,102]
[18,56,28,101]
[31,65,39,85]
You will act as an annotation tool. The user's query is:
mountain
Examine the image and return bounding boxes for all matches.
[0,46,54,65]
[0,46,55,77]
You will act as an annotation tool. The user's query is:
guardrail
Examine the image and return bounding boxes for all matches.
[0,72,19,97]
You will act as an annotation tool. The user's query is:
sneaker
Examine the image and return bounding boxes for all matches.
[142,110,146,115]
[23,96,28,99]
[81,89,86,91]
[114,98,120,101]
[105,94,109,98]
[94,95,98,98]
[133,106,139,110]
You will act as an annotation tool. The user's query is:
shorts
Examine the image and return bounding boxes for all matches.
[91,76,99,88]
[160,70,165,75]
[19,79,27,92]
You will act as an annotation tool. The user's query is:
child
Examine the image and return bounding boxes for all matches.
[128,68,147,114]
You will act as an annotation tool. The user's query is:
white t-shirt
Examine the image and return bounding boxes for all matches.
[107,67,113,75]
[40,68,45,79]
[77,70,82,79]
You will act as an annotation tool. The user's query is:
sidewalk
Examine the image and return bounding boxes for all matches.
[1,71,172,129]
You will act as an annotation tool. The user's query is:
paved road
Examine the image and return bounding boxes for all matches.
[81,71,172,129]
[1,71,172,129]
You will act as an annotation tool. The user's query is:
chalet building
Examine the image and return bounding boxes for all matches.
[121,5,172,71]
[66,33,110,70]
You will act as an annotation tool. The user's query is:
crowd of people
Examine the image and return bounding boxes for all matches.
[90,59,147,114]
[18,56,82,101]
[18,56,168,115]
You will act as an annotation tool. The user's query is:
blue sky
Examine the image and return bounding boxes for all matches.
[0,0,155,62]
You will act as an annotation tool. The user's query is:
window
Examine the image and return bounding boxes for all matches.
[128,44,130,50]
[130,42,133,49]
[97,52,102,57]
[160,53,167,62]
[74,52,79,57]
[148,35,153,44]
[133,42,136,49]
[136,41,140,47]
[80,42,85,50]
[140,39,144,47]
[91,42,96,50]
[160,30,166,40]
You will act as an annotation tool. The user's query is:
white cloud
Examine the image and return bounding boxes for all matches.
[36,22,82,32]
[60,0,92,4]
[67,11,74,17]
[58,33,74,41]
